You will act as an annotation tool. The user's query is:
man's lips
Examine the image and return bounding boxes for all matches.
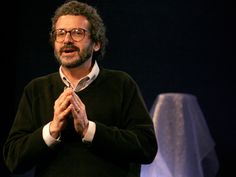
[61,51,78,58]
[60,45,80,54]
[62,48,76,53]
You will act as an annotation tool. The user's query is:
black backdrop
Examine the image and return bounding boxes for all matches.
[1,0,235,176]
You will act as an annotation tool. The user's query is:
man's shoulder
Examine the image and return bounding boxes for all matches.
[98,68,138,88]
[100,68,133,80]
[25,72,60,88]
[30,72,59,83]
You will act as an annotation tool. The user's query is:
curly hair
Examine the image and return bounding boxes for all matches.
[50,0,108,61]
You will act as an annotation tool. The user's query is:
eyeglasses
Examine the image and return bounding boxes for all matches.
[53,28,89,43]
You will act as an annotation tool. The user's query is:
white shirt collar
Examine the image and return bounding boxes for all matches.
[59,61,100,92]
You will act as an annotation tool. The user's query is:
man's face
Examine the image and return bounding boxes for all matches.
[53,15,99,68]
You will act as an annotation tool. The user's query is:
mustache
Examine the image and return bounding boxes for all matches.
[60,44,80,53]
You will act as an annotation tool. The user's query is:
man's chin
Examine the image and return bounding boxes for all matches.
[62,60,85,68]
[62,63,79,68]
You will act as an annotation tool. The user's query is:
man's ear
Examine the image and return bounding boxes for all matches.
[93,42,101,52]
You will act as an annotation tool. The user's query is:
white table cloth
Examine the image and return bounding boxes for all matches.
[141,93,219,177]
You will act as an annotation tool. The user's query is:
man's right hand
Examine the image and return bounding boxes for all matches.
[49,88,74,139]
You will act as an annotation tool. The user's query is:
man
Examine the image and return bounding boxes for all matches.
[3,1,157,177]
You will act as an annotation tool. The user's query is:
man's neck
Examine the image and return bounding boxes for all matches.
[61,59,93,86]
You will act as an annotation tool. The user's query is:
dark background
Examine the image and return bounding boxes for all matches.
[1,0,235,176]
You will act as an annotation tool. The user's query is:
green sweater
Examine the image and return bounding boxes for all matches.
[3,68,157,177]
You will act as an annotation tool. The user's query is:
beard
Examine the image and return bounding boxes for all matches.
[55,44,93,68]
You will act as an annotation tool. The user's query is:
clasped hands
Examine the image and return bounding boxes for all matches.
[50,87,89,139]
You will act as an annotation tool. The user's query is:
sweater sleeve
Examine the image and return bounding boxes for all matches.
[3,85,51,173]
[91,73,158,164]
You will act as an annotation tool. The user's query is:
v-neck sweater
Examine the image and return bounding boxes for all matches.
[4,68,158,177]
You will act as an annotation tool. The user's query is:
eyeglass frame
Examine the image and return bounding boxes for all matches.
[52,28,90,43]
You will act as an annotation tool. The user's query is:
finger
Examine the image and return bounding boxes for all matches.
[51,104,73,134]
[54,101,73,119]
[70,95,80,112]
[61,87,73,100]
[61,96,73,111]
[60,104,73,119]
[72,92,84,108]
[71,105,89,136]
[55,89,73,109]
[71,105,80,117]
[59,87,73,100]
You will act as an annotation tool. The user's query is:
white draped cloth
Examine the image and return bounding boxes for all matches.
[141,93,219,177]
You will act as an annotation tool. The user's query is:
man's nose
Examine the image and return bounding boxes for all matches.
[64,32,74,43]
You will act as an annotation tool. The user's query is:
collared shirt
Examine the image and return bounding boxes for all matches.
[60,61,100,92]
[42,61,99,147]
